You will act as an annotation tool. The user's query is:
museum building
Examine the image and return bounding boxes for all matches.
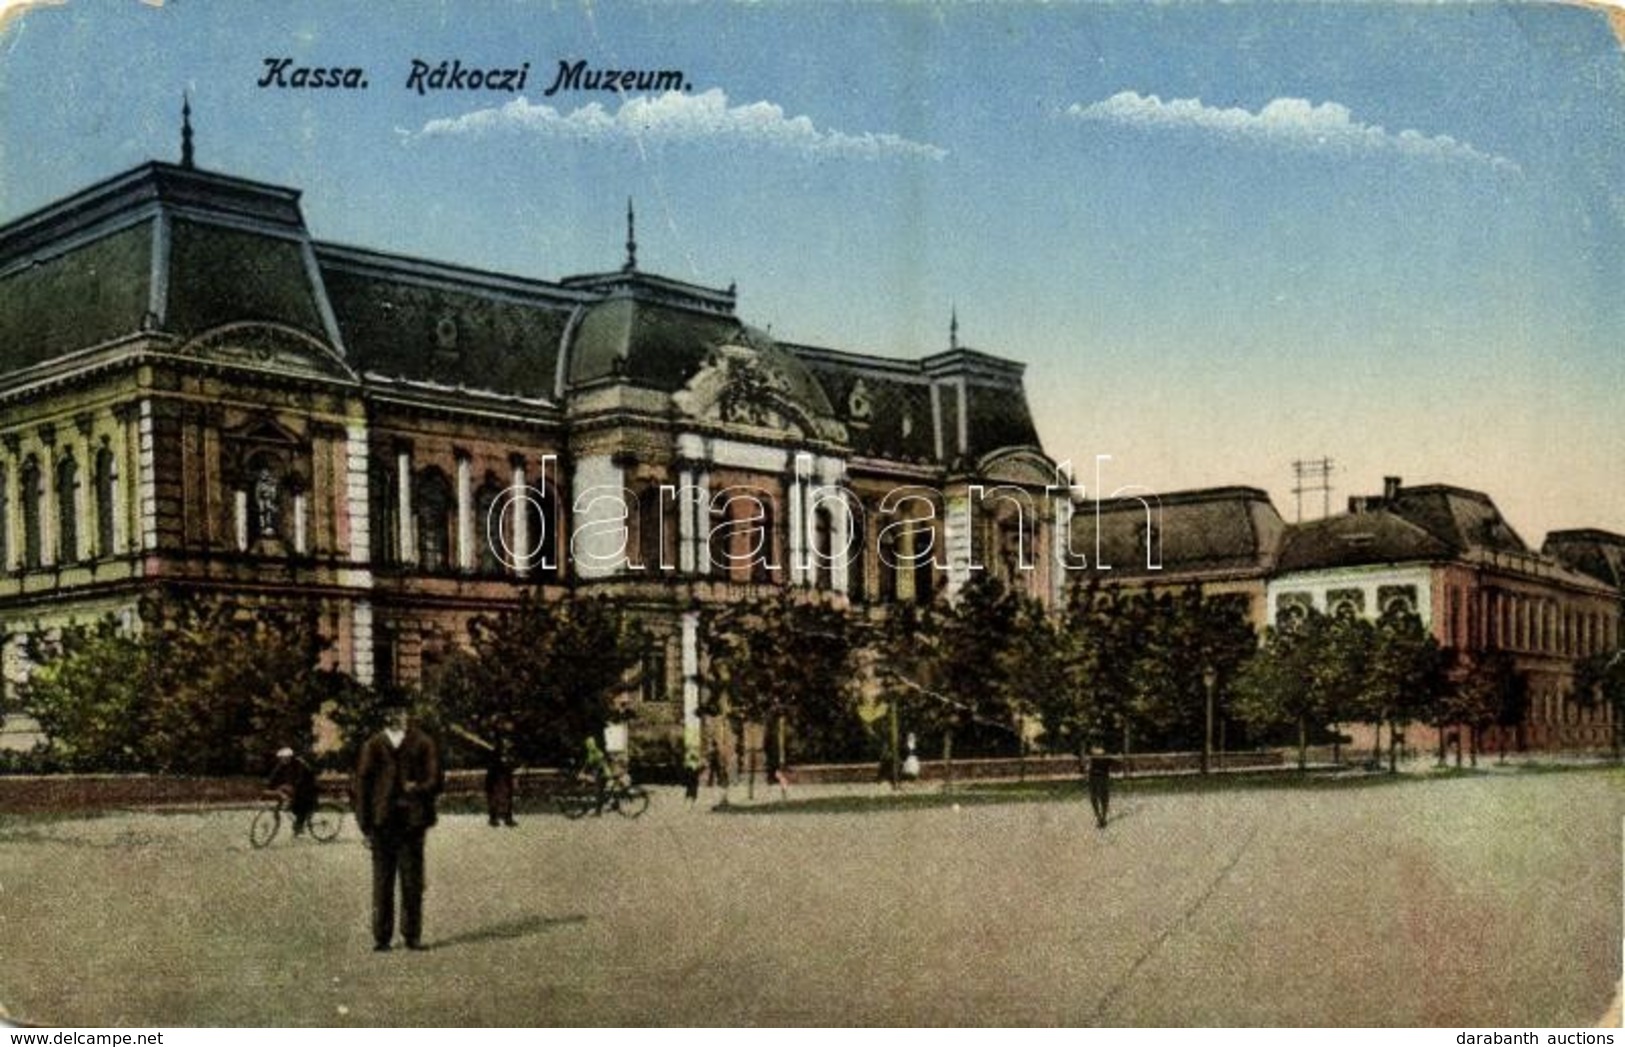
[0,134,1064,757]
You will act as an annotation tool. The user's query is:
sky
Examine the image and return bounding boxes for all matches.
[2,0,1623,544]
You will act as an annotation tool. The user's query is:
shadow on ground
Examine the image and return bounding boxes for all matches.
[430,913,588,950]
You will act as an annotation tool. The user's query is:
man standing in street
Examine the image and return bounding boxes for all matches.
[1086,747,1117,829]
[355,699,443,952]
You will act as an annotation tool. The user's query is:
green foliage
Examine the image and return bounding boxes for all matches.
[1046,583,1257,756]
[19,591,341,775]
[1234,606,1447,770]
[930,574,1025,754]
[1233,611,1339,768]
[703,589,862,765]
[431,591,645,769]
[1574,648,1625,730]
[20,617,150,773]
[872,575,1037,759]
[319,673,398,771]
[1361,609,1447,726]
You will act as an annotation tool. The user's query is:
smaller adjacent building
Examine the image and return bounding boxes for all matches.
[1266,479,1620,752]
[1072,476,1623,754]
[1069,485,1284,627]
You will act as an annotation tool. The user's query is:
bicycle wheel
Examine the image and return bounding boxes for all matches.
[249,807,281,849]
[557,792,592,820]
[614,785,650,819]
[306,802,344,842]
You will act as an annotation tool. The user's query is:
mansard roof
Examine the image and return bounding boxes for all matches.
[0,163,342,371]
[1,160,1048,466]
[1385,483,1529,555]
[1079,486,1284,578]
[316,243,583,401]
[1543,529,1625,590]
[1276,508,1456,572]
[788,344,1042,465]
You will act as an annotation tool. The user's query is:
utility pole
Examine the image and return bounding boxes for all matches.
[1291,458,1335,522]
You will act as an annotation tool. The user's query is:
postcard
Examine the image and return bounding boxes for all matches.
[0,0,1621,1031]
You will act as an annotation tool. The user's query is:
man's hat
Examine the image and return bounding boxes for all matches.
[276,746,294,758]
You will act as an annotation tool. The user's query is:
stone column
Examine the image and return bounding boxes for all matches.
[788,455,807,587]
[396,443,415,565]
[455,451,474,572]
[509,454,528,577]
[682,610,702,751]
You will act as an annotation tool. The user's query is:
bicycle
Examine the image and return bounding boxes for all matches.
[555,774,650,820]
[248,793,345,848]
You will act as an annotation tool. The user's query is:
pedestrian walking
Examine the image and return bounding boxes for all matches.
[705,739,728,788]
[354,699,443,952]
[1086,748,1116,828]
[683,747,703,805]
[484,738,517,828]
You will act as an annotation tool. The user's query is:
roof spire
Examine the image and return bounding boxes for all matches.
[181,93,195,169]
[623,197,637,273]
[949,305,959,350]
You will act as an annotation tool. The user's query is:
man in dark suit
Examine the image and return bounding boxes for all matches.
[354,700,443,952]
[1086,747,1117,829]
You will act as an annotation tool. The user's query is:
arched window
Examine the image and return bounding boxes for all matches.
[94,445,116,557]
[878,527,898,604]
[56,454,79,564]
[0,464,9,569]
[750,497,776,584]
[848,512,869,602]
[369,460,399,565]
[812,505,834,590]
[19,458,40,569]
[638,485,666,573]
[475,478,504,575]
[708,501,732,579]
[913,526,935,605]
[415,468,452,572]
[997,515,1023,583]
[528,484,560,582]
[641,643,667,704]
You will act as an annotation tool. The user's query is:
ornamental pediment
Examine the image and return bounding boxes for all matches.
[978,447,1058,487]
[173,322,355,381]
[673,344,846,442]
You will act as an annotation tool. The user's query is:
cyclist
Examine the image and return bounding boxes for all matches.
[581,736,615,814]
[266,746,320,836]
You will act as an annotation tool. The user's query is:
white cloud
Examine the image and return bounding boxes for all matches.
[408,88,946,162]
[1067,91,1518,172]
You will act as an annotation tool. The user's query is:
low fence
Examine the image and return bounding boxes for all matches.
[0,750,1293,815]
[782,748,1286,786]
[0,767,574,815]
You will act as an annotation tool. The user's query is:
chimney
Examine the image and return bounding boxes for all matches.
[1382,476,1402,502]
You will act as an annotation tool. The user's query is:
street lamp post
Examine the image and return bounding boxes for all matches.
[1202,665,1218,775]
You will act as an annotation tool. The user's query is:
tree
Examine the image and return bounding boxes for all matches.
[703,590,862,771]
[19,617,150,773]
[1233,610,1344,770]
[999,591,1069,774]
[140,593,336,774]
[1312,615,1373,766]
[1442,651,1519,767]
[933,574,1024,757]
[432,591,645,769]
[20,591,342,775]
[1576,648,1625,759]
[1043,584,1256,766]
[1360,609,1448,772]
